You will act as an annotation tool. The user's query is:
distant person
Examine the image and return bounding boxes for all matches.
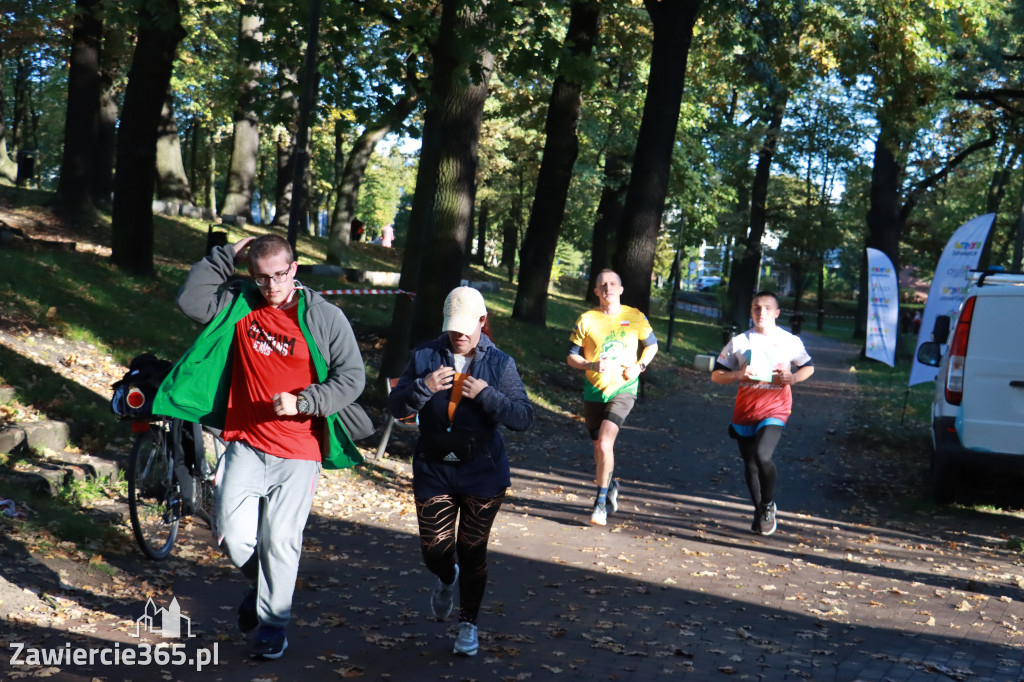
[911,310,922,334]
[567,269,658,526]
[153,234,369,660]
[711,291,813,536]
[388,286,533,657]
[350,218,364,243]
[381,223,394,248]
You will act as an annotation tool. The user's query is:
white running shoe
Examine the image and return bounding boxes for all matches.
[430,564,459,621]
[453,622,478,656]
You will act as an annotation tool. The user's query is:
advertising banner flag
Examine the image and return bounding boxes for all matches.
[907,213,996,386]
[865,248,899,366]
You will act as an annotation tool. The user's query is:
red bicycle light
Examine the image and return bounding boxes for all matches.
[127,387,146,409]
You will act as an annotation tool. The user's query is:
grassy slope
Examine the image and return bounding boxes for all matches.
[0,188,724,444]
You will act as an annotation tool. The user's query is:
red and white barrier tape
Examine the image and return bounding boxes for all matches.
[321,288,416,298]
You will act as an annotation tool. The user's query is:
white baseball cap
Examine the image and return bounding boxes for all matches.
[442,286,487,335]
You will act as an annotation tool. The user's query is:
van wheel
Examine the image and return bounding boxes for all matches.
[930,452,958,505]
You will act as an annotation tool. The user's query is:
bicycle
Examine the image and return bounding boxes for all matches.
[126,418,223,560]
[112,353,224,560]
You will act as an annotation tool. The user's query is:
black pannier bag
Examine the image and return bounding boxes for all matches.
[110,353,173,420]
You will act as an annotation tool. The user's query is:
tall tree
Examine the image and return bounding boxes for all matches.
[57,0,103,218]
[380,0,494,379]
[408,0,495,345]
[221,4,264,221]
[0,55,19,183]
[325,72,421,263]
[110,0,186,276]
[154,93,194,204]
[271,63,300,228]
[512,0,601,325]
[93,21,128,209]
[613,0,702,314]
[724,87,788,328]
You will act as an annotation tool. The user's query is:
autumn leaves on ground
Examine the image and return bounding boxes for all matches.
[1,207,1023,681]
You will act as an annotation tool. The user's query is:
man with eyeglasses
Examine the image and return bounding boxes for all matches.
[153,233,370,660]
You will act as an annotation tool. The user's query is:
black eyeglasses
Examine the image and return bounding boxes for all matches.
[253,269,291,287]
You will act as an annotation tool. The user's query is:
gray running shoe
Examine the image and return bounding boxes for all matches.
[607,478,620,514]
[430,564,459,621]
[760,501,777,536]
[453,622,479,656]
[590,502,607,526]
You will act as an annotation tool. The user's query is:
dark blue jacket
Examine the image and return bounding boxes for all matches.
[389,333,533,497]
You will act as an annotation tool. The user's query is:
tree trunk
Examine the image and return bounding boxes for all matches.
[857,121,904,339]
[57,0,103,218]
[989,144,1021,266]
[613,0,702,315]
[207,128,218,215]
[110,0,185,276]
[155,93,194,203]
[325,88,419,264]
[725,89,789,330]
[587,148,628,305]
[0,57,18,183]
[379,98,446,381]
[498,167,526,278]
[380,0,492,380]
[221,6,264,221]
[408,1,494,345]
[474,198,488,264]
[272,64,300,228]
[92,51,120,209]
[12,55,34,151]
[512,0,601,325]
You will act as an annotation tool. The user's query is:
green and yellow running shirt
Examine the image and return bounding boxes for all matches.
[569,306,656,402]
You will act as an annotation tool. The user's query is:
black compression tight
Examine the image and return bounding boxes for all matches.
[736,424,783,508]
[415,492,505,624]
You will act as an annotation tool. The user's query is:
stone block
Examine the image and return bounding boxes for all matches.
[0,426,26,455]
[21,421,71,454]
[693,354,716,372]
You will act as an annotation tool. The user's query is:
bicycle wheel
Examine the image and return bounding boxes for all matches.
[127,423,180,560]
[191,429,224,536]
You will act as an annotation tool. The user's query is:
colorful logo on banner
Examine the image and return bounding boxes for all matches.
[907,214,995,386]
[865,248,899,367]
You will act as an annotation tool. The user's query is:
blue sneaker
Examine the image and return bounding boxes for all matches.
[251,625,288,660]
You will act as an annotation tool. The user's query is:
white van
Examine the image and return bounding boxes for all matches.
[916,270,1024,503]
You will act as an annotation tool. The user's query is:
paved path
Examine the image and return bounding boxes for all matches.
[3,333,1023,681]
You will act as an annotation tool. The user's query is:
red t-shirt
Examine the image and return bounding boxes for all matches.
[220,304,321,461]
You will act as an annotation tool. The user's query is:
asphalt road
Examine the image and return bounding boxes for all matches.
[3,332,1023,681]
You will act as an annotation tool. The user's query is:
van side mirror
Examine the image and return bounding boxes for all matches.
[916,341,942,367]
[931,315,950,344]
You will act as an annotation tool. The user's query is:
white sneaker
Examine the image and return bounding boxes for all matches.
[590,503,607,526]
[453,622,478,656]
[607,479,620,514]
[430,564,459,621]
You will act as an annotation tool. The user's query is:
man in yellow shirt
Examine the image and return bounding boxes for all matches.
[567,270,658,525]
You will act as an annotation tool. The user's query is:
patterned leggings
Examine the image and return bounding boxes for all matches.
[415,491,505,624]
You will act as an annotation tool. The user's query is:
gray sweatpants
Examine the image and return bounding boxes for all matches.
[215,440,320,629]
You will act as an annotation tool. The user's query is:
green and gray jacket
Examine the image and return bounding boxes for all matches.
[152,244,371,469]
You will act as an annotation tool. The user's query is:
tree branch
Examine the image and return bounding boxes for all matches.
[901,131,999,221]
